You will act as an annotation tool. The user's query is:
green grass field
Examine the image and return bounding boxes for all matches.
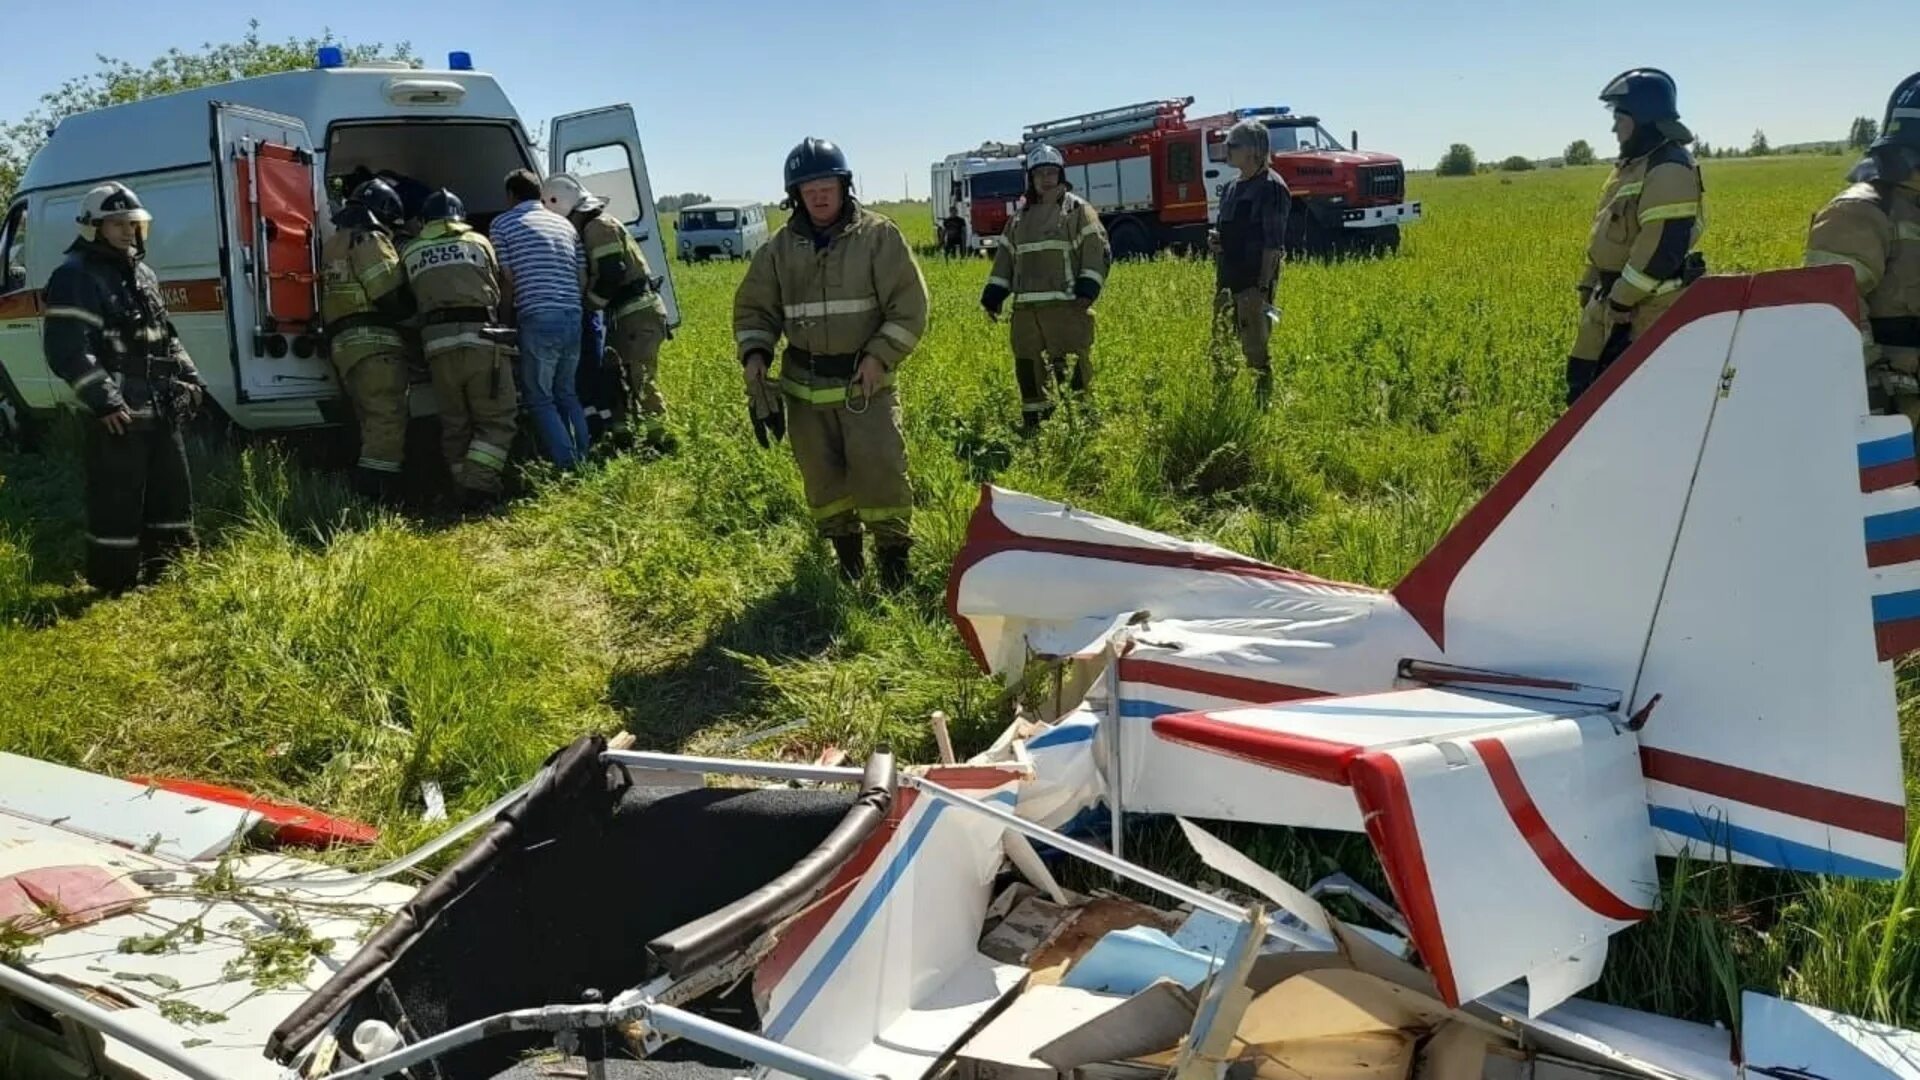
[4,152,1917,1031]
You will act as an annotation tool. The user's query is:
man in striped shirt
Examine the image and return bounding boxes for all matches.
[490,170,590,468]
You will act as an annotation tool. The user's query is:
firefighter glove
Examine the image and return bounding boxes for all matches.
[745,362,784,447]
[750,402,786,448]
[981,282,1009,318]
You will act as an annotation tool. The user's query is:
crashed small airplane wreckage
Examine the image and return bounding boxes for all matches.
[2,265,1918,1079]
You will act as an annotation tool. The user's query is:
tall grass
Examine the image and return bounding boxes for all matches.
[2,155,1908,1026]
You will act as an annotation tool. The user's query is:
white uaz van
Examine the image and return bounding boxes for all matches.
[675,200,768,263]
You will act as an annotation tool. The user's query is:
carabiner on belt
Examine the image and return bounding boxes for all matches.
[845,375,870,414]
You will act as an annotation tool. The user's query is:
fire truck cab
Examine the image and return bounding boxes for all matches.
[0,49,679,444]
[1023,97,1421,259]
[930,147,1027,256]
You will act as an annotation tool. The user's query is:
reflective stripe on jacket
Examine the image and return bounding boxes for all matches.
[732,204,930,405]
[1582,142,1705,307]
[1805,180,1920,362]
[582,211,666,323]
[988,191,1110,306]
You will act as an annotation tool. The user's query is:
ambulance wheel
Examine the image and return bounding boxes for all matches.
[0,380,40,453]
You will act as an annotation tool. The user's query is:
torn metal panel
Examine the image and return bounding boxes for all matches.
[1470,987,1735,1080]
[1177,817,1331,938]
[1739,989,1920,1078]
[2,814,412,1080]
[956,984,1134,1080]
[0,753,262,862]
[1033,979,1195,1071]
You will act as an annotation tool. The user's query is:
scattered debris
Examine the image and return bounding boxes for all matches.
[419,780,447,823]
[155,999,229,1027]
[221,912,334,990]
[113,971,184,991]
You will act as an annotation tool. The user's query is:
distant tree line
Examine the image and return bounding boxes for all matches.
[1435,115,1888,176]
[656,193,715,213]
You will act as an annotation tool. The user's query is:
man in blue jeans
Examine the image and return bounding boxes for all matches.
[490,169,590,468]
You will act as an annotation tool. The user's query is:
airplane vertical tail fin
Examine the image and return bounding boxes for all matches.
[1393,267,1908,879]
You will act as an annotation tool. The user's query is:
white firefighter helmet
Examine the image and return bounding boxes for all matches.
[1026,144,1066,173]
[541,173,606,217]
[77,182,152,242]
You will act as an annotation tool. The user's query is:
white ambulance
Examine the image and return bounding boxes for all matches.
[0,48,680,442]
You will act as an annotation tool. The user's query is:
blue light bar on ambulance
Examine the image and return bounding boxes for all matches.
[316,46,345,69]
[449,51,474,70]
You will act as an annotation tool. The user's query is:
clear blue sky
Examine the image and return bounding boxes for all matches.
[0,0,1909,201]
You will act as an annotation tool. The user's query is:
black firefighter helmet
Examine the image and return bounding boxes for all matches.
[783,137,853,202]
[1867,71,1920,182]
[349,177,404,229]
[421,188,467,224]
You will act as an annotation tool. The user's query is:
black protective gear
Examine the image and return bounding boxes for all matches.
[420,188,466,224]
[750,403,786,448]
[981,282,1009,316]
[1600,68,1680,124]
[832,534,866,581]
[1870,72,1920,154]
[350,178,405,229]
[875,541,911,592]
[784,137,853,200]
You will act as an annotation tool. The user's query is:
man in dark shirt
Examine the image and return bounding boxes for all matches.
[1209,119,1290,396]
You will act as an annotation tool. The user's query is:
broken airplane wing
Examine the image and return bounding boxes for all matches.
[947,265,1911,1011]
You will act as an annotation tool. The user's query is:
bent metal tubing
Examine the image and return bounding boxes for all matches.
[318,998,878,1080]
[227,773,546,894]
[0,961,219,1080]
[607,749,1332,952]
[1,922,874,1080]
[0,749,1328,1080]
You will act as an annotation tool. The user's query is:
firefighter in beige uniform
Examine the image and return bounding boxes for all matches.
[980,144,1110,428]
[542,172,676,451]
[401,189,519,505]
[1566,68,1706,406]
[320,177,413,503]
[734,138,930,589]
[1805,72,1920,425]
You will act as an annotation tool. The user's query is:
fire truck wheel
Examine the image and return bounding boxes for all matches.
[1107,217,1154,260]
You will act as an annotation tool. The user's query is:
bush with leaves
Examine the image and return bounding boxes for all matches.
[1436,143,1477,177]
[0,21,415,203]
[1564,140,1596,167]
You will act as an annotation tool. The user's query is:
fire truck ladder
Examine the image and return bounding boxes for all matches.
[1023,97,1193,149]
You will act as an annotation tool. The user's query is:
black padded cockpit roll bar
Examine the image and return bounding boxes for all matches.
[644,751,897,979]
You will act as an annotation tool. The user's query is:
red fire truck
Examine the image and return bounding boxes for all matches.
[931,145,1026,255]
[1022,97,1420,257]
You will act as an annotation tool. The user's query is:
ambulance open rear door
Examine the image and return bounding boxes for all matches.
[210,102,333,403]
[548,105,681,328]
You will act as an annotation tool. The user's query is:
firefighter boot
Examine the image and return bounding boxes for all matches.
[350,465,404,508]
[832,534,866,582]
[1564,357,1599,407]
[876,540,912,593]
